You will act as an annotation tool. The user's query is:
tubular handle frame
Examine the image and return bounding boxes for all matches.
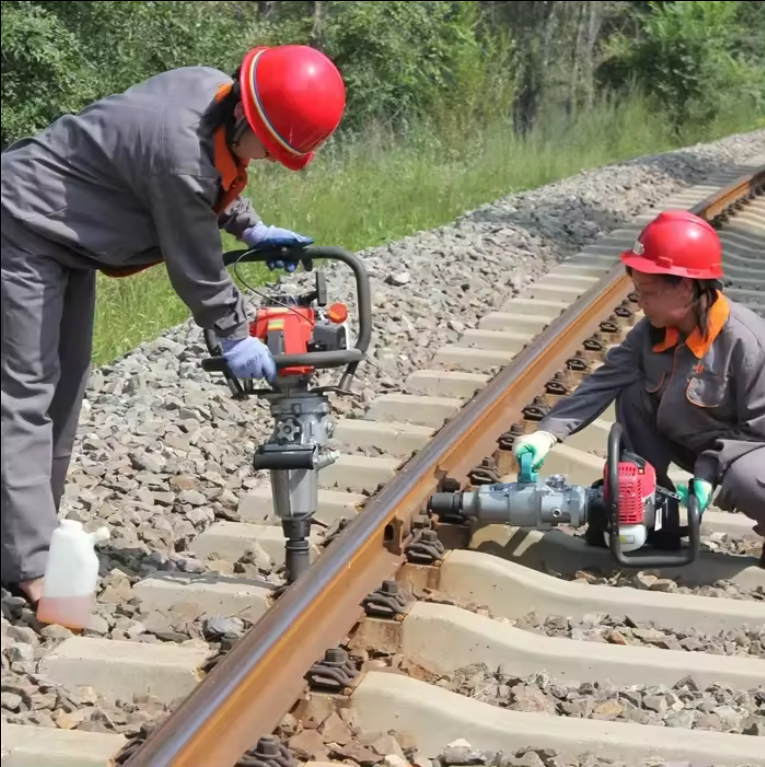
[607,421,700,568]
[201,245,372,392]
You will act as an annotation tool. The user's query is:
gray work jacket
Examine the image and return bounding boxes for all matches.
[538,294,765,484]
[0,66,260,338]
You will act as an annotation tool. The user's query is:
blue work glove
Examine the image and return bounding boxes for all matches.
[242,222,313,272]
[220,336,276,383]
[676,479,713,514]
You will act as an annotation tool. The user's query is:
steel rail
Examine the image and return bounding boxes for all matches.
[124,165,765,767]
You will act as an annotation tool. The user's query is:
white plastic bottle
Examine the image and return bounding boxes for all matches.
[36,520,110,630]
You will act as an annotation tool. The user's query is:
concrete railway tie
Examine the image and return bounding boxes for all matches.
[344,581,764,766]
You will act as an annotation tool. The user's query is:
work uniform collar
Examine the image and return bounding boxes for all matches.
[211,83,249,214]
[213,126,246,190]
[652,290,730,358]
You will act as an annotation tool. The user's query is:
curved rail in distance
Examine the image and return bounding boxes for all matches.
[123,165,765,767]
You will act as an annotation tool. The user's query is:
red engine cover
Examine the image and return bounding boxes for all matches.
[250,306,315,377]
[603,460,657,524]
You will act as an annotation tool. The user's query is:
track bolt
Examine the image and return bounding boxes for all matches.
[468,457,501,485]
[412,514,433,531]
[522,397,550,421]
[405,528,446,564]
[305,646,358,691]
[362,579,410,618]
[498,422,525,451]
[566,351,593,373]
[325,648,347,663]
[237,735,296,767]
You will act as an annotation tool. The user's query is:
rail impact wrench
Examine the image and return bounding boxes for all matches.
[201,245,372,584]
[429,422,702,568]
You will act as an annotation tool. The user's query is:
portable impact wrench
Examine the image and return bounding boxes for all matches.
[200,245,372,585]
[428,421,703,568]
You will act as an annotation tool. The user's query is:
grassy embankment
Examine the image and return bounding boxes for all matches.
[92,94,761,367]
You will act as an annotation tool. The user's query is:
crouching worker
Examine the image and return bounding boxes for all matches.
[512,210,765,567]
[1,45,347,605]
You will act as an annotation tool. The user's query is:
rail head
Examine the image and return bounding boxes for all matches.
[122,164,765,767]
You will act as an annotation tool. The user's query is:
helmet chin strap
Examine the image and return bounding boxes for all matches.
[221,76,249,150]
[230,115,249,147]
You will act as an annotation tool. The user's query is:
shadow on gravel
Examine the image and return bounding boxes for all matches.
[461,196,637,254]
[634,153,763,187]
[96,544,176,580]
[96,543,279,590]
[459,153,761,254]
[472,526,762,590]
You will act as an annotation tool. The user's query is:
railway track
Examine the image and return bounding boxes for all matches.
[2,155,764,767]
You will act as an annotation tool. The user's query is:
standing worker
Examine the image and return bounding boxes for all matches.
[1,44,347,606]
[512,210,765,567]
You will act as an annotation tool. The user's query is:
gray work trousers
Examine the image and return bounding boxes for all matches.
[616,382,765,528]
[1,219,96,583]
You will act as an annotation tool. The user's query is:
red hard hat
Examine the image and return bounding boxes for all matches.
[239,44,346,171]
[620,209,723,280]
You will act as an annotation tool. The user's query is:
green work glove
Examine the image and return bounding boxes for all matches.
[676,479,713,514]
[512,431,557,471]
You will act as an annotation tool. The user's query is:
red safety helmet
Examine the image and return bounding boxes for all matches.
[620,209,723,280]
[239,44,346,171]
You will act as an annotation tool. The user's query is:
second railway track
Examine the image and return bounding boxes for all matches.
[2,148,764,767]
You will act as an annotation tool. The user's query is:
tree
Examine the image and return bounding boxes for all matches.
[598,1,765,129]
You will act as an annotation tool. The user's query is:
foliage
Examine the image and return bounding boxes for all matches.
[317,1,516,134]
[3,0,763,148]
[1,0,519,146]
[599,1,765,130]
[1,2,96,146]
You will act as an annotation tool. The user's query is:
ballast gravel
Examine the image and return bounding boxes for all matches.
[415,590,765,659]
[429,663,765,737]
[432,739,764,767]
[567,568,764,603]
[2,130,765,746]
[511,611,765,659]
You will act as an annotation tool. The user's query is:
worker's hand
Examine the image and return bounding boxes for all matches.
[242,222,313,272]
[676,479,713,514]
[220,336,276,383]
[512,431,557,471]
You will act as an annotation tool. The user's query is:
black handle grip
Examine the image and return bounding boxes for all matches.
[220,244,311,269]
[202,245,372,389]
[201,349,365,373]
[607,421,700,568]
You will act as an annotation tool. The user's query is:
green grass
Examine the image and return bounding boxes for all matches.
[92,92,762,367]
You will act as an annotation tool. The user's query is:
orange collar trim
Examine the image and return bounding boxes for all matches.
[213,126,240,190]
[652,291,730,358]
[211,83,249,214]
